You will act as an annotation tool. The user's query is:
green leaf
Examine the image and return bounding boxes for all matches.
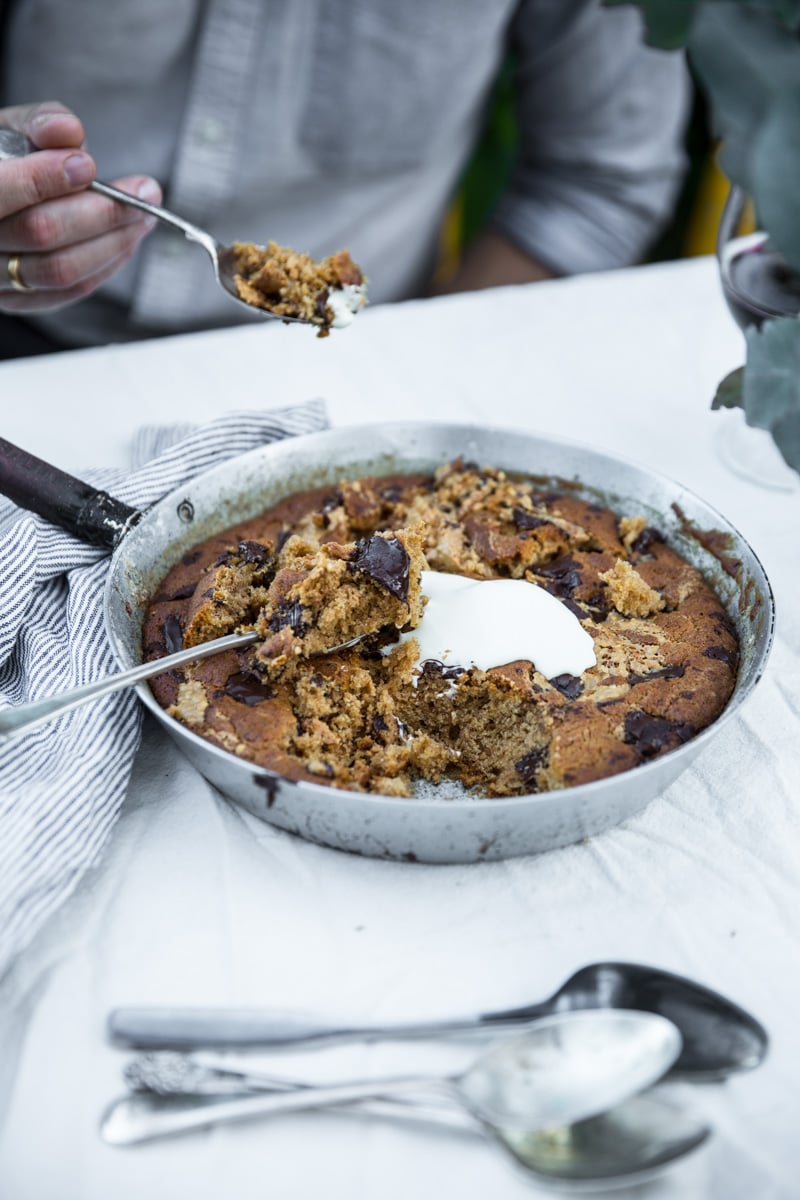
[742,315,800,471]
[711,366,745,409]
[602,0,698,47]
[689,5,800,269]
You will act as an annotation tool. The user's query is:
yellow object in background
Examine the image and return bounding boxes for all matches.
[683,151,755,257]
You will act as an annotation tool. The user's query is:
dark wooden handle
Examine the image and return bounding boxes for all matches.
[0,437,140,549]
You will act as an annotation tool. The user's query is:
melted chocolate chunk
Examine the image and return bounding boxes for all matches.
[181,550,202,566]
[380,484,404,503]
[315,288,330,319]
[631,526,665,556]
[267,599,308,636]
[536,556,581,599]
[349,535,410,602]
[560,596,586,621]
[224,673,276,705]
[583,589,610,621]
[372,714,389,734]
[421,659,466,682]
[276,528,292,553]
[155,582,196,602]
[624,711,695,759]
[515,746,548,787]
[162,614,183,655]
[629,664,686,686]
[703,644,738,670]
[512,507,546,532]
[550,673,584,700]
[238,540,272,565]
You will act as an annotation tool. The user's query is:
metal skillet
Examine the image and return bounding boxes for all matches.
[0,422,774,863]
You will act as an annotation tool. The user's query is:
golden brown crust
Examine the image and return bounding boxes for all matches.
[143,463,739,798]
[232,241,365,334]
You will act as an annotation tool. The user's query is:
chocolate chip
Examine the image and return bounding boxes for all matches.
[420,659,466,682]
[154,582,196,602]
[380,484,404,503]
[315,288,330,319]
[629,664,686,686]
[703,645,738,670]
[372,714,389,734]
[349,535,410,602]
[162,614,183,655]
[276,529,292,552]
[536,556,581,599]
[515,746,547,787]
[267,599,308,635]
[631,527,664,555]
[224,673,276,705]
[623,711,695,758]
[512,507,546,532]
[550,673,583,700]
[238,540,272,565]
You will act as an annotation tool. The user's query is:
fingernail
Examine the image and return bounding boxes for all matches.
[32,111,61,131]
[63,153,94,187]
[137,179,161,204]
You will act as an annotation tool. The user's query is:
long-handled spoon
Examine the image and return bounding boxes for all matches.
[0,631,257,740]
[101,1010,681,1146]
[102,1081,710,1187]
[0,127,364,327]
[108,961,767,1079]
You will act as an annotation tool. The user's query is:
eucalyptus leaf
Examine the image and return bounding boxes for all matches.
[602,0,698,47]
[742,316,800,468]
[749,91,800,268]
[712,366,745,410]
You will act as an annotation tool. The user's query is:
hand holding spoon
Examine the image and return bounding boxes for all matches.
[0,127,364,328]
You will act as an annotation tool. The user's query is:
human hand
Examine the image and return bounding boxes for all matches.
[0,102,162,313]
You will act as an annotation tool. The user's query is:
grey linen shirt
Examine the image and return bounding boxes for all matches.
[1,0,689,347]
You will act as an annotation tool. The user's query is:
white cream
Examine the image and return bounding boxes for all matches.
[328,283,367,328]
[398,571,596,680]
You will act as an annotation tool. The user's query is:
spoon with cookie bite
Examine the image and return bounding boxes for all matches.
[0,127,367,335]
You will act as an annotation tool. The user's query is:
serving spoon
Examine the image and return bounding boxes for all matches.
[101,1009,681,1145]
[108,961,768,1080]
[0,127,347,326]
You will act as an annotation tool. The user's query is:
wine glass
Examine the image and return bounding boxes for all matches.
[715,185,799,492]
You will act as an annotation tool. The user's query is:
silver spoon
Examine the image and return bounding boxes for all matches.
[100,1010,681,1145]
[101,1082,710,1187]
[0,630,257,740]
[0,627,374,741]
[0,127,352,326]
[108,960,768,1080]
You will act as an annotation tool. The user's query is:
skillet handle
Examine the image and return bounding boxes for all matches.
[0,437,140,549]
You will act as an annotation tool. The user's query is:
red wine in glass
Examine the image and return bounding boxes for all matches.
[715,185,800,491]
[717,187,800,330]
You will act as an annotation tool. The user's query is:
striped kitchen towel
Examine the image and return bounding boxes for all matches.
[0,401,327,979]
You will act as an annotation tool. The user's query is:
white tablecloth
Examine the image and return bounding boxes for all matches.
[0,258,798,1200]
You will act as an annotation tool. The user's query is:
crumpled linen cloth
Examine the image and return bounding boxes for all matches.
[0,400,327,978]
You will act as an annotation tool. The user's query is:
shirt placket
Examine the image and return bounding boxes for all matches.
[131,0,265,327]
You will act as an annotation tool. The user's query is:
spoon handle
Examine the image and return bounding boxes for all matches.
[102,1075,448,1145]
[107,1004,550,1050]
[0,632,257,740]
[101,1086,472,1147]
[89,180,220,256]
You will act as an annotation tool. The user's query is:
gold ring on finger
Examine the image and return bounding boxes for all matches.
[7,256,33,293]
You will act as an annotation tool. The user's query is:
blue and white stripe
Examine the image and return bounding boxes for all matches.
[0,401,327,978]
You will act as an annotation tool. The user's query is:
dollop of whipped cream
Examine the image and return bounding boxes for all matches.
[398,571,596,680]
[328,283,367,328]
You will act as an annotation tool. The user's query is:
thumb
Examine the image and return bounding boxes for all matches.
[2,101,85,151]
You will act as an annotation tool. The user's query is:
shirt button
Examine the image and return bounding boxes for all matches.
[196,118,225,146]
